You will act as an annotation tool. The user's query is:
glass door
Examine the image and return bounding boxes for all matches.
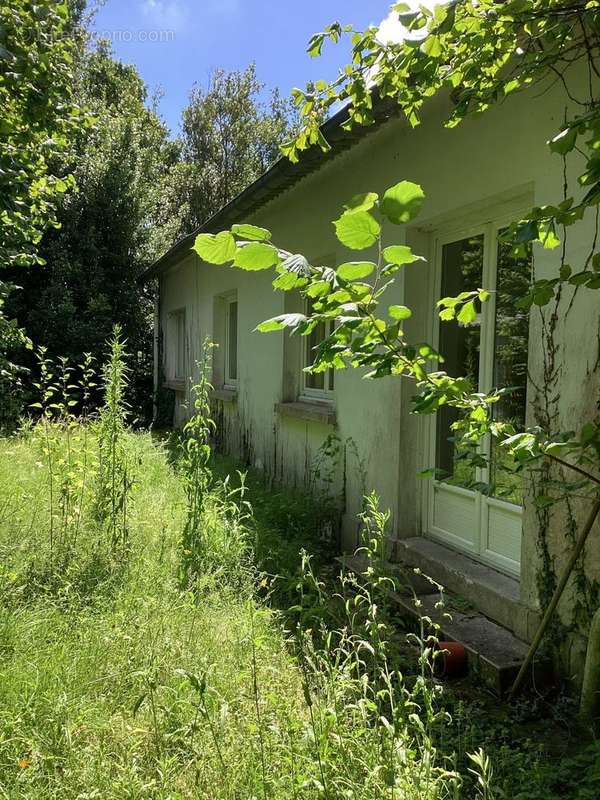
[427,223,530,577]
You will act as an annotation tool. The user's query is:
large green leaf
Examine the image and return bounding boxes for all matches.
[272,272,307,291]
[343,192,379,213]
[334,210,380,249]
[234,242,280,270]
[383,245,425,266]
[457,300,477,324]
[231,223,272,242]
[306,280,331,298]
[388,304,412,320]
[256,313,306,332]
[380,181,425,225]
[193,232,236,264]
[337,261,376,280]
[421,34,442,58]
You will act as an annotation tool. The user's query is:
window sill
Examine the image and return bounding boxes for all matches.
[163,379,186,393]
[212,388,238,403]
[275,400,336,426]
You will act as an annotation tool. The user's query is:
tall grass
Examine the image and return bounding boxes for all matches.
[0,422,591,798]
[28,347,96,577]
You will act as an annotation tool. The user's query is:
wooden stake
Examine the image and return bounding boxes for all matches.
[509,497,600,699]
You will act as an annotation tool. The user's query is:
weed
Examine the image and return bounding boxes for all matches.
[94,325,132,552]
[178,338,216,588]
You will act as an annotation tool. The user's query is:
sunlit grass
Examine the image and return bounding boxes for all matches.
[0,427,596,800]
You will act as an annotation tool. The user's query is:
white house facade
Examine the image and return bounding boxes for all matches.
[145,74,600,685]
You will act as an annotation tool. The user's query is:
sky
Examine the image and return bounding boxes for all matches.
[90,0,397,136]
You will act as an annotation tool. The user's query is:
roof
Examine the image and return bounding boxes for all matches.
[142,96,398,281]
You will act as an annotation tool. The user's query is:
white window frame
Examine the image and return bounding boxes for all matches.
[224,294,238,389]
[169,308,186,381]
[420,210,531,578]
[300,299,335,403]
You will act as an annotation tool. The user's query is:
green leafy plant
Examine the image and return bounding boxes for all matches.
[94,325,132,552]
[284,0,600,654]
[286,492,458,798]
[0,284,31,431]
[0,1,87,426]
[179,339,217,588]
[193,183,496,458]
[195,171,600,674]
[27,347,99,578]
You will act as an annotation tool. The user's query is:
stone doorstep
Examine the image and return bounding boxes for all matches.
[341,553,550,696]
[391,536,543,641]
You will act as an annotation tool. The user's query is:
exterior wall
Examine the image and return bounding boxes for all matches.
[157,74,600,661]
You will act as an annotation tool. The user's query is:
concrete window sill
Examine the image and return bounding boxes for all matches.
[275,400,336,426]
[212,388,238,403]
[163,380,186,393]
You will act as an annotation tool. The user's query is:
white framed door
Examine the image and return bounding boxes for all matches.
[424,218,531,578]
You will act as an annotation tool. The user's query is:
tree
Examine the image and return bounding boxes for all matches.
[0,0,82,269]
[0,0,83,427]
[11,53,294,421]
[11,42,177,421]
[158,65,295,245]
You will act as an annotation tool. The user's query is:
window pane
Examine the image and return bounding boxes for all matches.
[227,301,238,381]
[176,312,185,378]
[490,237,531,503]
[435,236,484,484]
[305,320,325,390]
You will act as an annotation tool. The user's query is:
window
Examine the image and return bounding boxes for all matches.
[168,308,186,381]
[301,298,334,401]
[427,215,531,575]
[224,297,238,387]
[434,227,531,504]
[489,234,531,504]
[435,235,483,486]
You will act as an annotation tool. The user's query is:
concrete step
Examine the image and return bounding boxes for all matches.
[391,536,542,642]
[341,553,549,696]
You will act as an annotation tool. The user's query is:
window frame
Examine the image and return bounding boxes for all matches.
[299,299,335,403]
[421,210,532,578]
[223,293,238,389]
[169,307,186,382]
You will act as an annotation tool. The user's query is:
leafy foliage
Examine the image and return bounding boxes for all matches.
[9,41,175,422]
[0,284,31,430]
[286,1,600,301]
[179,339,217,588]
[10,52,294,422]
[197,170,600,543]
[0,0,83,269]
[0,1,84,426]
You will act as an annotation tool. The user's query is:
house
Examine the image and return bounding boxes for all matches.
[143,72,600,690]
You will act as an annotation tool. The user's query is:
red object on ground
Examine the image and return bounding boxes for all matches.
[434,641,468,678]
